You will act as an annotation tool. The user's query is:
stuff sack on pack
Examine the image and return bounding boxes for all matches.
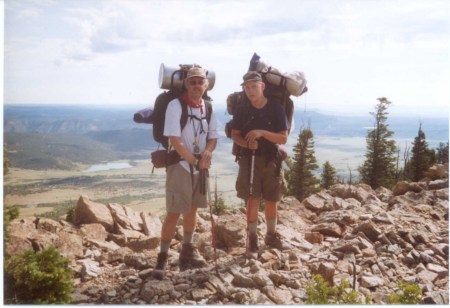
[133,107,154,124]
[250,53,307,97]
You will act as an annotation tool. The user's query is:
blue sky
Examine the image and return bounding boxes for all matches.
[2,0,450,117]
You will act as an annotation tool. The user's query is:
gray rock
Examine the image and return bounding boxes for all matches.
[360,275,384,288]
[140,280,175,303]
[311,222,342,237]
[417,270,439,283]
[352,221,381,242]
[232,273,256,288]
[262,286,293,304]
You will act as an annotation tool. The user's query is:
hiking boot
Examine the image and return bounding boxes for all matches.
[247,233,258,260]
[152,252,168,280]
[265,232,292,251]
[179,243,207,270]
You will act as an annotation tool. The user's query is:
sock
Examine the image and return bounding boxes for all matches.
[249,220,258,235]
[183,232,194,244]
[160,240,171,253]
[266,218,277,235]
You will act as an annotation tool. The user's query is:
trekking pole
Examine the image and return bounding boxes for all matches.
[245,149,256,261]
[205,169,218,272]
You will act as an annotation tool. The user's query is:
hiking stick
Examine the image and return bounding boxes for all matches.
[206,169,218,271]
[245,150,256,261]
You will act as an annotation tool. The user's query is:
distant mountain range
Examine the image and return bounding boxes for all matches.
[5,104,448,142]
[4,104,448,172]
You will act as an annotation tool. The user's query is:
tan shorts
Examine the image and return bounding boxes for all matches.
[166,163,208,214]
[236,155,287,202]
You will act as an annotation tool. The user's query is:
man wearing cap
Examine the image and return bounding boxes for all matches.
[231,71,291,260]
[152,66,218,279]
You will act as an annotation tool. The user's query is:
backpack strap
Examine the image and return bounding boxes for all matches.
[205,100,212,124]
[179,99,189,131]
[179,98,212,131]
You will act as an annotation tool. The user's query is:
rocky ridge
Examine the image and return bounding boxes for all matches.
[5,165,449,304]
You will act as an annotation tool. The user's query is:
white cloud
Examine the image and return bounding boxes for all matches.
[4,0,450,118]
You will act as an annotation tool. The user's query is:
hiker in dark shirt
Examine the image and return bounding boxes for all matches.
[152,67,218,279]
[231,71,291,259]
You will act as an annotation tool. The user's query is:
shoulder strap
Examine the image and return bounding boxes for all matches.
[179,99,213,130]
[179,99,189,130]
[205,100,212,124]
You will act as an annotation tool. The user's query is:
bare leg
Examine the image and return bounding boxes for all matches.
[182,206,198,234]
[265,200,277,234]
[161,212,181,242]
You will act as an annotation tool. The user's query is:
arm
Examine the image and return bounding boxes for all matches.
[200,138,217,168]
[168,136,197,166]
[246,129,288,145]
[168,136,217,169]
[231,129,260,150]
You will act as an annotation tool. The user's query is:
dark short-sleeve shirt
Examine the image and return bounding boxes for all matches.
[232,100,288,157]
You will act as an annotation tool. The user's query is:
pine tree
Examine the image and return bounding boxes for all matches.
[436,142,449,164]
[321,161,337,189]
[358,97,397,189]
[407,124,432,181]
[288,127,319,201]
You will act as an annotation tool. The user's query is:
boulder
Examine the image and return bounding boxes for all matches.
[424,164,449,180]
[80,223,109,241]
[311,222,342,237]
[302,192,335,213]
[304,232,323,244]
[215,213,246,248]
[140,212,162,237]
[329,184,373,202]
[108,203,142,232]
[360,276,384,288]
[352,221,381,242]
[74,195,114,231]
[55,230,84,259]
[317,262,335,286]
[392,181,423,196]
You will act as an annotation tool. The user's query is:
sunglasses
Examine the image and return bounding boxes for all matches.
[188,79,205,86]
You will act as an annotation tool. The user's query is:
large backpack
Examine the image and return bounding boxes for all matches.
[225,53,307,158]
[151,90,212,149]
[133,63,213,149]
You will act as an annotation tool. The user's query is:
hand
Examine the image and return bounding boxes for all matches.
[246,130,264,143]
[246,130,263,150]
[198,158,211,169]
[201,149,212,164]
[247,139,258,150]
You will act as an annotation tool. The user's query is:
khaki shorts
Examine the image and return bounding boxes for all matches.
[165,163,208,214]
[236,155,287,202]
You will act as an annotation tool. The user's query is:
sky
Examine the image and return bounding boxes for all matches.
[2,0,450,117]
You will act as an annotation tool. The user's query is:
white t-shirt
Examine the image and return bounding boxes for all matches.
[163,98,218,173]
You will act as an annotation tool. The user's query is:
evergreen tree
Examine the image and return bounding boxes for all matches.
[358,97,397,189]
[436,142,449,164]
[407,124,432,181]
[288,127,319,201]
[321,161,337,189]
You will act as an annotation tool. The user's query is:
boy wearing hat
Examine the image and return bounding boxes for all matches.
[152,66,218,279]
[231,71,291,259]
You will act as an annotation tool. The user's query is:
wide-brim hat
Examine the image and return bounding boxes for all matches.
[185,67,207,79]
[241,71,263,85]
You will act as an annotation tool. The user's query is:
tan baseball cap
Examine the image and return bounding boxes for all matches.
[185,67,207,79]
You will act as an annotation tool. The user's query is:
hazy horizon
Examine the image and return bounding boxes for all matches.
[3,102,449,120]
